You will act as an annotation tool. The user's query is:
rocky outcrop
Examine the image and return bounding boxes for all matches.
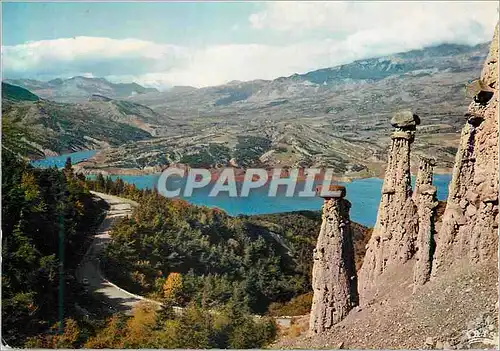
[413,157,438,291]
[309,185,358,335]
[432,25,499,276]
[303,26,498,346]
[358,111,420,297]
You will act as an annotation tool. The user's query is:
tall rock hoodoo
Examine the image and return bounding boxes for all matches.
[305,26,497,345]
[358,111,420,297]
[432,25,499,276]
[309,185,358,335]
[413,157,438,291]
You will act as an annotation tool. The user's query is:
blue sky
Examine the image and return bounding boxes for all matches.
[3,2,270,46]
[2,1,498,88]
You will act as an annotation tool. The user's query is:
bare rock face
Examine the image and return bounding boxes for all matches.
[309,186,358,335]
[358,111,419,299]
[413,156,436,205]
[413,157,438,291]
[432,25,499,276]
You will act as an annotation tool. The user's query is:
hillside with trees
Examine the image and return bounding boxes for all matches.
[1,150,106,346]
[1,153,280,349]
[85,176,370,316]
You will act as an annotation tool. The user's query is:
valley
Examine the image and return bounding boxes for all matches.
[4,42,488,180]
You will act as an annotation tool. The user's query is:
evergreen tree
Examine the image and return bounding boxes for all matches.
[63,157,73,178]
[96,173,105,192]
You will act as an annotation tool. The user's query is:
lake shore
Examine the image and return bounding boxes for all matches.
[34,148,453,184]
[31,150,452,227]
[72,163,453,184]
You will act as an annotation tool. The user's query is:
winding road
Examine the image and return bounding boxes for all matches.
[75,191,162,314]
[75,191,292,326]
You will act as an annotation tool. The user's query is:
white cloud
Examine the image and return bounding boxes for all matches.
[2,36,347,88]
[2,36,190,82]
[2,2,498,89]
[249,1,498,42]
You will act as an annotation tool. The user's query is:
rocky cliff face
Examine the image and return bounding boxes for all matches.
[309,186,358,335]
[358,25,498,298]
[300,26,497,347]
[432,25,499,276]
[358,111,420,297]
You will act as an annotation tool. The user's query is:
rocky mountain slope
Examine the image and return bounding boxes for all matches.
[274,260,497,349]
[2,83,156,159]
[5,76,158,103]
[81,42,487,177]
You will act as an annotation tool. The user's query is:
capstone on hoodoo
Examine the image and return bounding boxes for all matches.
[357,111,420,298]
[309,185,358,335]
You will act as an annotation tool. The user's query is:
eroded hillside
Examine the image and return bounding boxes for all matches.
[78,43,488,178]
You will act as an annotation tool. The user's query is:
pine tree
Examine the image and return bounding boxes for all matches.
[63,157,73,178]
[96,173,105,192]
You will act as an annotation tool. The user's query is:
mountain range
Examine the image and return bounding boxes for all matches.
[3,42,489,178]
[4,76,159,103]
[132,43,487,110]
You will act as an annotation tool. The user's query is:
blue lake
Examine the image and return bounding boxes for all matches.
[108,173,451,227]
[33,151,451,227]
[30,150,97,168]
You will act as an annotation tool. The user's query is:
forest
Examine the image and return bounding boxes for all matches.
[87,174,317,314]
[2,153,369,348]
[86,175,369,316]
[2,154,279,348]
[2,151,105,346]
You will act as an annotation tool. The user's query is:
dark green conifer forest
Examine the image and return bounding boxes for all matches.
[2,147,368,348]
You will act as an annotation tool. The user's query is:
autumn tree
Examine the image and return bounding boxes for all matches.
[163,272,183,304]
[83,314,128,348]
[25,318,81,348]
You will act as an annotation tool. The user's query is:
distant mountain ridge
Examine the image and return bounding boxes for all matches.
[132,42,488,109]
[294,42,488,85]
[4,76,159,103]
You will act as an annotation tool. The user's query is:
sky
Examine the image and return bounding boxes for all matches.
[2,1,499,89]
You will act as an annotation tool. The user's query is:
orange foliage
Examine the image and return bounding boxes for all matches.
[25,318,80,348]
[163,272,183,303]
